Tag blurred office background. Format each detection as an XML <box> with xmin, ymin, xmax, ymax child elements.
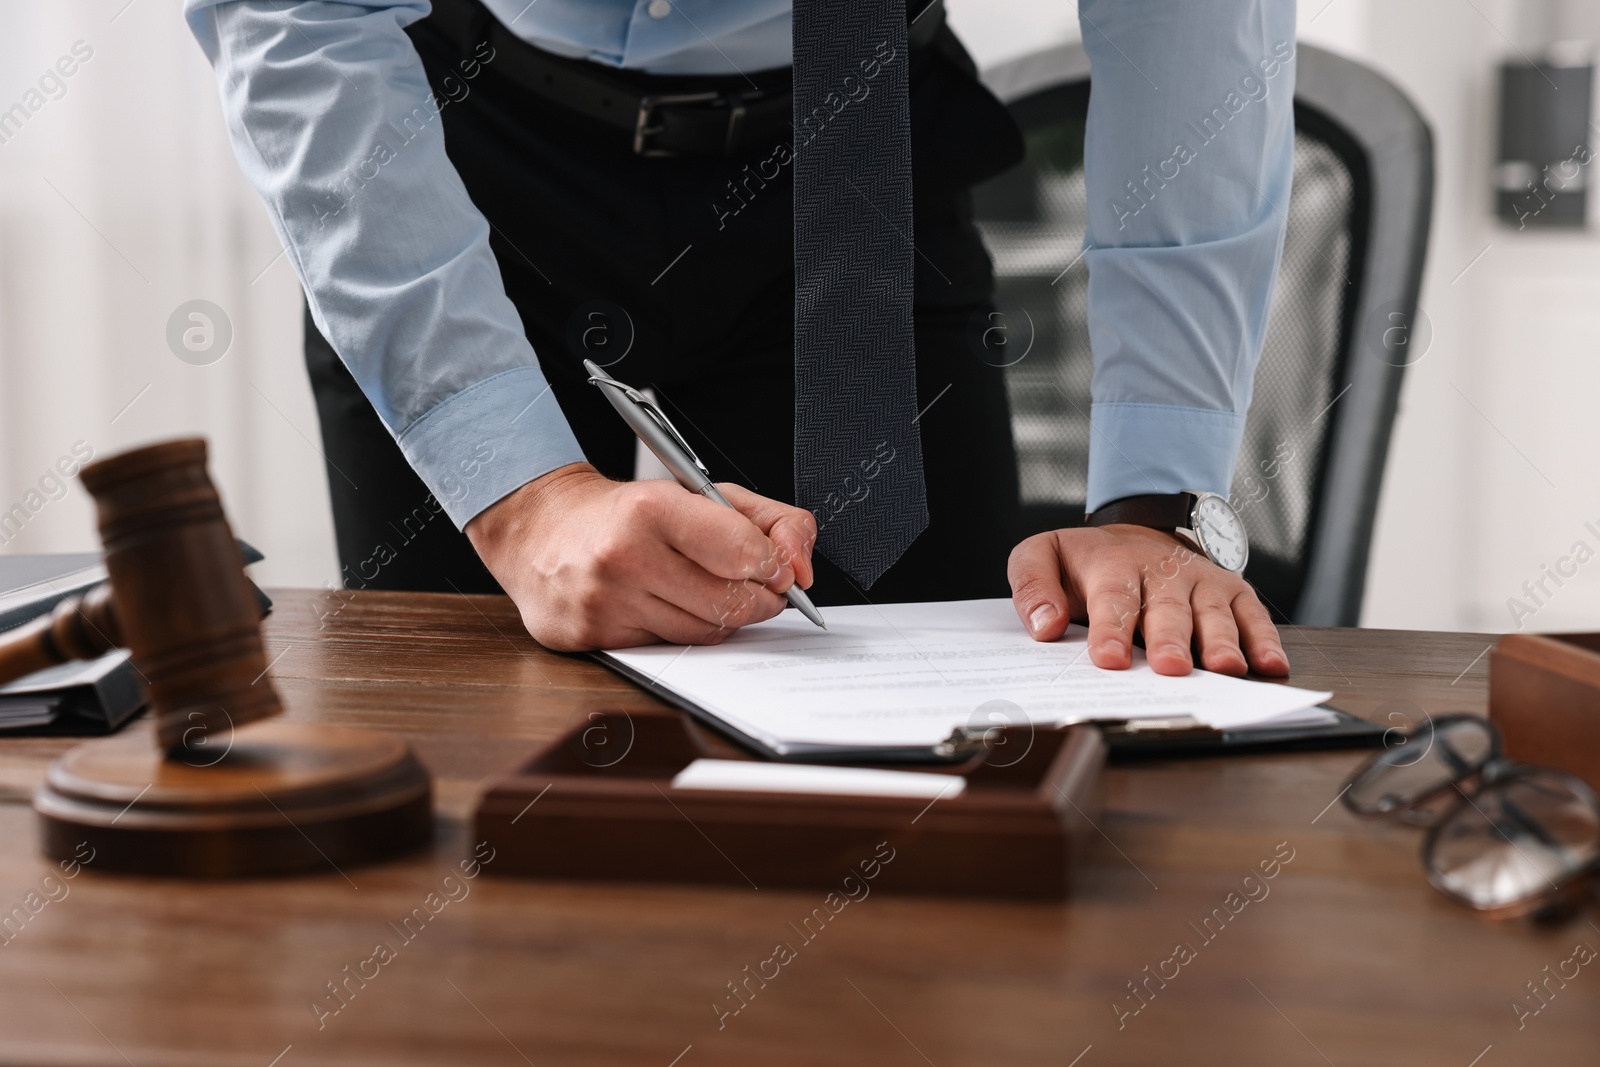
<box><xmin>1</xmin><ymin>0</ymin><xmax>1598</xmax><ymax>634</ymax></box>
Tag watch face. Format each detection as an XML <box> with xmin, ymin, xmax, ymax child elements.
<box><xmin>1191</xmin><ymin>493</ymin><xmax>1249</xmax><ymax>572</ymax></box>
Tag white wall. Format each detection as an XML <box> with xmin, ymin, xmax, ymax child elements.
<box><xmin>0</xmin><ymin>2</ymin><xmax>332</xmax><ymax>589</ymax></box>
<box><xmin>1303</xmin><ymin>0</ymin><xmax>1600</xmax><ymax>633</ymax></box>
<box><xmin>3</xmin><ymin>0</ymin><xmax>1598</xmax><ymax>635</ymax></box>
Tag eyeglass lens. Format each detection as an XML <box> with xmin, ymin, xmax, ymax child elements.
<box><xmin>1345</xmin><ymin>717</ymin><xmax>1496</xmax><ymax>817</ymax></box>
<box><xmin>1425</xmin><ymin>770</ymin><xmax>1600</xmax><ymax>911</ymax></box>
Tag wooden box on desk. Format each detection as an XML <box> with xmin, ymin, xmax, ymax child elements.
<box><xmin>1490</xmin><ymin>633</ymin><xmax>1600</xmax><ymax>793</ymax></box>
<box><xmin>473</xmin><ymin>709</ymin><xmax>1106</xmax><ymax>900</ymax></box>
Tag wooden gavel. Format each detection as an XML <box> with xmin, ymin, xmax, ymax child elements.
<box><xmin>0</xmin><ymin>438</ymin><xmax>280</xmax><ymax>754</ymax></box>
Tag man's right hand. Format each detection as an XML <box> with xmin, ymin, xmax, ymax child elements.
<box><xmin>465</xmin><ymin>463</ymin><xmax>817</xmax><ymax>651</ymax></box>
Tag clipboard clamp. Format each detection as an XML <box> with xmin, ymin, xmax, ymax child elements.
<box><xmin>936</xmin><ymin>716</ymin><xmax>1224</xmax><ymax>759</ymax></box>
<box><xmin>932</xmin><ymin>726</ymin><xmax>995</xmax><ymax>760</ymax></box>
<box><xmin>1097</xmin><ymin>716</ymin><xmax>1221</xmax><ymax>741</ymax></box>
<box><xmin>932</xmin><ymin>723</ymin><xmax>1048</xmax><ymax>761</ymax></box>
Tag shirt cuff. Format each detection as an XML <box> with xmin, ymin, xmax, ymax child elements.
<box><xmin>396</xmin><ymin>368</ymin><xmax>588</xmax><ymax>528</ymax></box>
<box><xmin>1086</xmin><ymin>402</ymin><xmax>1246</xmax><ymax>513</ymax></box>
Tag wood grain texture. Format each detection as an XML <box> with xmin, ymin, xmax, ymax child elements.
<box><xmin>1491</xmin><ymin>633</ymin><xmax>1600</xmax><ymax>795</ymax></box>
<box><xmin>0</xmin><ymin>592</ymin><xmax>1592</xmax><ymax>1066</ymax></box>
<box><xmin>476</xmin><ymin>713</ymin><xmax>1106</xmax><ymax>898</ymax></box>
<box><xmin>34</xmin><ymin>721</ymin><xmax>433</xmax><ymax>878</ymax></box>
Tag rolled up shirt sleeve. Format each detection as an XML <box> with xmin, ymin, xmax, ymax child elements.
<box><xmin>1076</xmin><ymin>0</ymin><xmax>1296</xmax><ymax>512</ymax></box>
<box><xmin>185</xmin><ymin>0</ymin><xmax>587</xmax><ymax>527</ymax></box>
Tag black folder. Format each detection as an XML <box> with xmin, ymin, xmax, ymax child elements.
<box><xmin>0</xmin><ymin>541</ymin><xmax>272</xmax><ymax>735</ymax></box>
<box><xmin>1099</xmin><ymin>706</ymin><xmax>1386</xmax><ymax>759</ymax></box>
<box><xmin>0</xmin><ymin>541</ymin><xmax>271</xmax><ymax>636</ymax></box>
<box><xmin>0</xmin><ymin>651</ymin><xmax>145</xmax><ymax>736</ymax></box>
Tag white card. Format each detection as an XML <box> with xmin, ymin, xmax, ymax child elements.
<box><xmin>671</xmin><ymin>759</ymin><xmax>966</xmax><ymax>800</ymax></box>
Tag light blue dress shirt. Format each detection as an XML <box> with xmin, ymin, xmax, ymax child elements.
<box><xmin>184</xmin><ymin>0</ymin><xmax>1294</xmax><ymax>527</ymax></box>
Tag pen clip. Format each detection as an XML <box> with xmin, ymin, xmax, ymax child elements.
<box><xmin>585</xmin><ymin>366</ymin><xmax>713</xmax><ymax>480</ymax></box>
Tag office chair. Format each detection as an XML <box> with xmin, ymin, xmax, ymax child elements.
<box><xmin>975</xmin><ymin>42</ymin><xmax>1433</xmax><ymax>626</ymax></box>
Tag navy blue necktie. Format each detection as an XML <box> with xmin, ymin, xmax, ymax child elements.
<box><xmin>792</xmin><ymin>0</ymin><xmax>928</xmax><ymax>590</ymax></box>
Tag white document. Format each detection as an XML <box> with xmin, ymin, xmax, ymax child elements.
<box><xmin>602</xmin><ymin>599</ymin><xmax>1333</xmax><ymax>755</ymax></box>
<box><xmin>672</xmin><ymin>759</ymin><xmax>966</xmax><ymax>799</ymax></box>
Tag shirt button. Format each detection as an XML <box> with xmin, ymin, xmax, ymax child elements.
<box><xmin>647</xmin><ymin>0</ymin><xmax>672</xmax><ymax>18</ymax></box>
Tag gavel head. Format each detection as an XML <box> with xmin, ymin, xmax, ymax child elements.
<box><xmin>78</xmin><ymin>438</ymin><xmax>280</xmax><ymax>756</ymax></box>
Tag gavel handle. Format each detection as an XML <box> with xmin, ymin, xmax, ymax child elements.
<box><xmin>0</xmin><ymin>584</ymin><xmax>122</xmax><ymax>687</ymax></box>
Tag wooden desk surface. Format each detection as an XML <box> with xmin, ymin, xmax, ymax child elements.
<box><xmin>0</xmin><ymin>591</ymin><xmax>1592</xmax><ymax>1066</ymax></box>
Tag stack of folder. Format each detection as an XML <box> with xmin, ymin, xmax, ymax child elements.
<box><xmin>0</xmin><ymin>543</ymin><xmax>269</xmax><ymax>736</ymax></box>
<box><xmin>0</xmin><ymin>551</ymin><xmax>141</xmax><ymax>735</ymax></box>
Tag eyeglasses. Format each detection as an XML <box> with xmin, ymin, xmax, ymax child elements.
<box><xmin>1341</xmin><ymin>714</ymin><xmax>1600</xmax><ymax>919</ymax></box>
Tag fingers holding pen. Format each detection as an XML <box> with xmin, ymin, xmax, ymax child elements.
<box><xmin>633</xmin><ymin>484</ymin><xmax>797</xmax><ymax>592</ymax></box>
<box><xmin>716</xmin><ymin>482</ymin><xmax>818</xmax><ymax>591</ymax></box>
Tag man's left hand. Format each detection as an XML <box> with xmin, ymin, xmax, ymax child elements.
<box><xmin>1006</xmin><ymin>524</ymin><xmax>1289</xmax><ymax>677</ymax></box>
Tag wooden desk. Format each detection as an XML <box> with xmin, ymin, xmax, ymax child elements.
<box><xmin>0</xmin><ymin>591</ymin><xmax>1593</xmax><ymax>1066</ymax></box>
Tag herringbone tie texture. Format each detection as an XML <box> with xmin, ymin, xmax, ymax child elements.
<box><xmin>792</xmin><ymin>0</ymin><xmax>928</xmax><ymax>590</ymax></box>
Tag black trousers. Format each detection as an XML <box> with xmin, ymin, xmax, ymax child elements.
<box><xmin>305</xmin><ymin>11</ymin><xmax>1025</xmax><ymax>606</ymax></box>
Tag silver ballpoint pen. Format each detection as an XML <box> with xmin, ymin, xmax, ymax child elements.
<box><xmin>583</xmin><ymin>359</ymin><xmax>828</xmax><ymax>630</ymax></box>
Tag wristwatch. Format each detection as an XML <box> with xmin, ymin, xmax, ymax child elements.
<box><xmin>1085</xmin><ymin>491</ymin><xmax>1249</xmax><ymax>573</ymax></box>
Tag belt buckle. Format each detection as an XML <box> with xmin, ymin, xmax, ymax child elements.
<box><xmin>633</xmin><ymin>90</ymin><xmax>754</xmax><ymax>158</ymax></box>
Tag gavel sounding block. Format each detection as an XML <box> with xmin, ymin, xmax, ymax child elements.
<box><xmin>474</xmin><ymin>709</ymin><xmax>1106</xmax><ymax>899</ymax></box>
<box><xmin>34</xmin><ymin>721</ymin><xmax>432</xmax><ymax>877</ymax></box>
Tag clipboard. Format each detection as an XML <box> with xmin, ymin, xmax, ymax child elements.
<box><xmin>590</xmin><ymin>651</ymin><xmax>1386</xmax><ymax>764</ymax></box>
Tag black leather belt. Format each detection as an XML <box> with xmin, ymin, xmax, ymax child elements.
<box><xmin>421</xmin><ymin>0</ymin><xmax>946</xmax><ymax>158</ymax></box>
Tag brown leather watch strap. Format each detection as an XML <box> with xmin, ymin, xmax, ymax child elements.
<box><xmin>1085</xmin><ymin>492</ymin><xmax>1197</xmax><ymax>531</ymax></box>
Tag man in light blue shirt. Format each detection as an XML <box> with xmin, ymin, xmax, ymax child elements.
<box><xmin>185</xmin><ymin>0</ymin><xmax>1295</xmax><ymax>678</ymax></box>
